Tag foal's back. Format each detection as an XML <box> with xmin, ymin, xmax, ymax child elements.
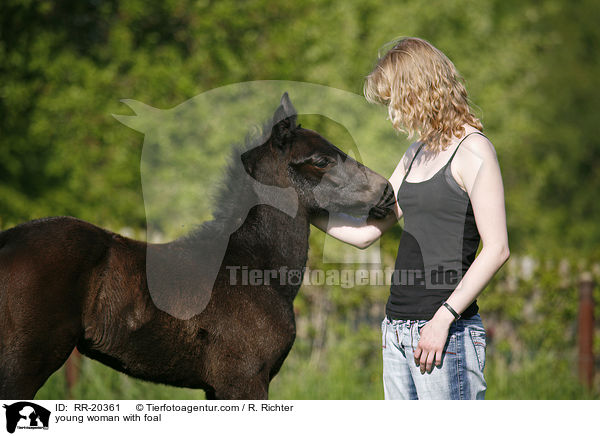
<box><xmin>0</xmin><ymin>217</ymin><xmax>133</xmax><ymax>397</ymax></box>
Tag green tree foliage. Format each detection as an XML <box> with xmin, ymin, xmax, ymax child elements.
<box><xmin>2</xmin><ymin>0</ymin><xmax>599</xmax><ymax>399</ymax></box>
<box><xmin>1</xmin><ymin>0</ymin><xmax>598</xmax><ymax>255</ymax></box>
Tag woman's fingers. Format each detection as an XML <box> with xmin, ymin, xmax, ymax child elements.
<box><xmin>419</xmin><ymin>348</ymin><xmax>436</xmax><ymax>373</ymax></box>
<box><xmin>414</xmin><ymin>345</ymin><xmax>423</xmax><ymax>366</ymax></box>
<box><xmin>425</xmin><ymin>351</ymin><xmax>436</xmax><ymax>373</ymax></box>
<box><xmin>435</xmin><ymin>350</ymin><xmax>443</xmax><ymax>367</ymax></box>
<box><xmin>416</xmin><ymin>345</ymin><xmax>443</xmax><ymax>373</ymax></box>
<box><xmin>414</xmin><ymin>323</ymin><xmax>448</xmax><ymax>373</ymax></box>
<box><xmin>419</xmin><ymin>350</ymin><xmax>428</xmax><ymax>374</ymax></box>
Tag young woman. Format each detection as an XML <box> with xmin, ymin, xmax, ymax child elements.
<box><xmin>311</xmin><ymin>37</ymin><xmax>509</xmax><ymax>399</ymax></box>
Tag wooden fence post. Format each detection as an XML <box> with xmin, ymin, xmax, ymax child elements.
<box><xmin>578</xmin><ymin>272</ymin><xmax>595</xmax><ymax>389</ymax></box>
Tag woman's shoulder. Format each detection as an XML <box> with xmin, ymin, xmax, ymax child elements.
<box><xmin>457</xmin><ymin>130</ymin><xmax>497</xmax><ymax>162</ymax></box>
<box><xmin>389</xmin><ymin>141</ymin><xmax>423</xmax><ymax>186</ymax></box>
<box><xmin>453</xmin><ymin>129</ymin><xmax>501</xmax><ymax>182</ymax></box>
<box><xmin>401</xmin><ymin>141</ymin><xmax>424</xmax><ymax>169</ymax></box>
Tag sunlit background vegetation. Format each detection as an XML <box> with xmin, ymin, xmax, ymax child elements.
<box><xmin>2</xmin><ymin>0</ymin><xmax>599</xmax><ymax>399</ymax></box>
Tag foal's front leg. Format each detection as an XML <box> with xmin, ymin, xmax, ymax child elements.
<box><xmin>203</xmin><ymin>367</ymin><xmax>270</xmax><ymax>400</ymax></box>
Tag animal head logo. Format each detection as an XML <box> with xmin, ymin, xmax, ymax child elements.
<box><xmin>113</xmin><ymin>81</ymin><xmax>394</xmax><ymax>320</ymax></box>
<box><xmin>3</xmin><ymin>402</ymin><xmax>50</xmax><ymax>434</ymax></box>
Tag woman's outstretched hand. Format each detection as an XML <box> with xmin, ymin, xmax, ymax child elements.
<box><xmin>413</xmin><ymin>307</ymin><xmax>455</xmax><ymax>373</ymax></box>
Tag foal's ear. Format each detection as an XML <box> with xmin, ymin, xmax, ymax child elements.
<box><xmin>271</xmin><ymin>92</ymin><xmax>298</xmax><ymax>152</ymax></box>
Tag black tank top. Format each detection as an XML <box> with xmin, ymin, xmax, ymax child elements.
<box><xmin>386</xmin><ymin>131</ymin><xmax>485</xmax><ymax>320</ymax></box>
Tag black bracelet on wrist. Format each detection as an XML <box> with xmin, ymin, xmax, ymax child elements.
<box><xmin>443</xmin><ymin>302</ymin><xmax>461</xmax><ymax>321</ymax></box>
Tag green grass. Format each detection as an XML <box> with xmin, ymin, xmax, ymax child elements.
<box><xmin>36</xmin><ymin>358</ymin><xmax>205</xmax><ymax>400</ymax></box>
<box><xmin>36</xmin><ymin>322</ymin><xmax>598</xmax><ymax>400</ymax></box>
<box><xmin>269</xmin><ymin>323</ymin><xmax>384</xmax><ymax>400</ymax></box>
<box><xmin>485</xmin><ymin>350</ymin><xmax>599</xmax><ymax>400</ymax></box>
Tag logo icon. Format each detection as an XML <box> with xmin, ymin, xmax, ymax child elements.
<box><xmin>3</xmin><ymin>402</ymin><xmax>50</xmax><ymax>434</ymax></box>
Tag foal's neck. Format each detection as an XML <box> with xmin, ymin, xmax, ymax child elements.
<box><xmin>227</xmin><ymin>203</ymin><xmax>311</xmax><ymax>302</ymax></box>
<box><xmin>235</xmin><ymin>204</ymin><xmax>310</xmax><ymax>265</ymax></box>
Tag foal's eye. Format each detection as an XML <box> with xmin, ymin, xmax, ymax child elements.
<box><xmin>313</xmin><ymin>158</ymin><xmax>330</xmax><ymax>169</ymax></box>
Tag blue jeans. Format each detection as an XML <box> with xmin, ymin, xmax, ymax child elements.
<box><xmin>381</xmin><ymin>313</ymin><xmax>487</xmax><ymax>400</ymax></box>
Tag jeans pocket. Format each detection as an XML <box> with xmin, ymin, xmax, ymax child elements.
<box><xmin>416</xmin><ymin>320</ymin><xmax>428</xmax><ymax>335</ymax></box>
<box><xmin>410</xmin><ymin>321</ymin><xmax>425</xmax><ymax>347</ymax></box>
<box><xmin>469</xmin><ymin>328</ymin><xmax>486</xmax><ymax>372</ymax></box>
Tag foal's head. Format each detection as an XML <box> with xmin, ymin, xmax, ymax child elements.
<box><xmin>241</xmin><ymin>93</ymin><xmax>395</xmax><ymax>220</ymax></box>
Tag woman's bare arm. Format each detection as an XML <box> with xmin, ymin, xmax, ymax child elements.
<box><xmin>310</xmin><ymin>211</ymin><xmax>398</xmax><ymax>249</ymax></box>
<box><xmin>442</xmin><ymin>135</ymin><xmax>510</xmax><ymax>314</ymax></box>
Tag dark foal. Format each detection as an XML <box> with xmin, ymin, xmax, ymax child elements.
<box><xmin>0</xmin><ymin>93</ymin><xmax>395</xmax><ymax>399</ymax></box>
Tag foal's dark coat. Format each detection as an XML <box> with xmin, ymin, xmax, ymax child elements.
<box><xmin>0</xmin><ymin>93</ymin><xmax>395</xmax><ymax>399</ymax></box>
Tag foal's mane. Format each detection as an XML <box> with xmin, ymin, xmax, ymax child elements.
<box><xmin>182</xmin><ymin>117</ymin><xmax>279</xmax><ymax>242</ymax></box>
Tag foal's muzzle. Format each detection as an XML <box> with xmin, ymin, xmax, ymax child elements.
<box><xmin>368</xmin><ymin>184</ymin><xmax>395</xmax><ymax>219</ymax></box>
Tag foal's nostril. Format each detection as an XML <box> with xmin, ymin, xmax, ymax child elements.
<box><xmin>379</xmin><ymin>184</ymin><xmax>393</xmax><ymax>203</ymax></box>
<box><xmin>367</xmin><ymin>183</ymin><xmax>395</xmax><ymax>219</ymax></box>
<box><xmin>378</xmin><ymin>184</ymin><xmax>396</xmax><ymax>209</ymax></box>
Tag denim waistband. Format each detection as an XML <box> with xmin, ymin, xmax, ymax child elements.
<box><xmin>384</xmin><ymin>317</ymin><xmax>423</xmax><ymax>327</ymax></box>
<box><xmin>384</xmin><ymin>313</ymin><xmax>482</xmax><ymax>327</ymax></box>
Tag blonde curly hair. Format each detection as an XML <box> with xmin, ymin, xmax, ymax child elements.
<box><xmin>363</xmin><ymin>37</ymin><xmax>483</xmax><ymax>151</ymax></box>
